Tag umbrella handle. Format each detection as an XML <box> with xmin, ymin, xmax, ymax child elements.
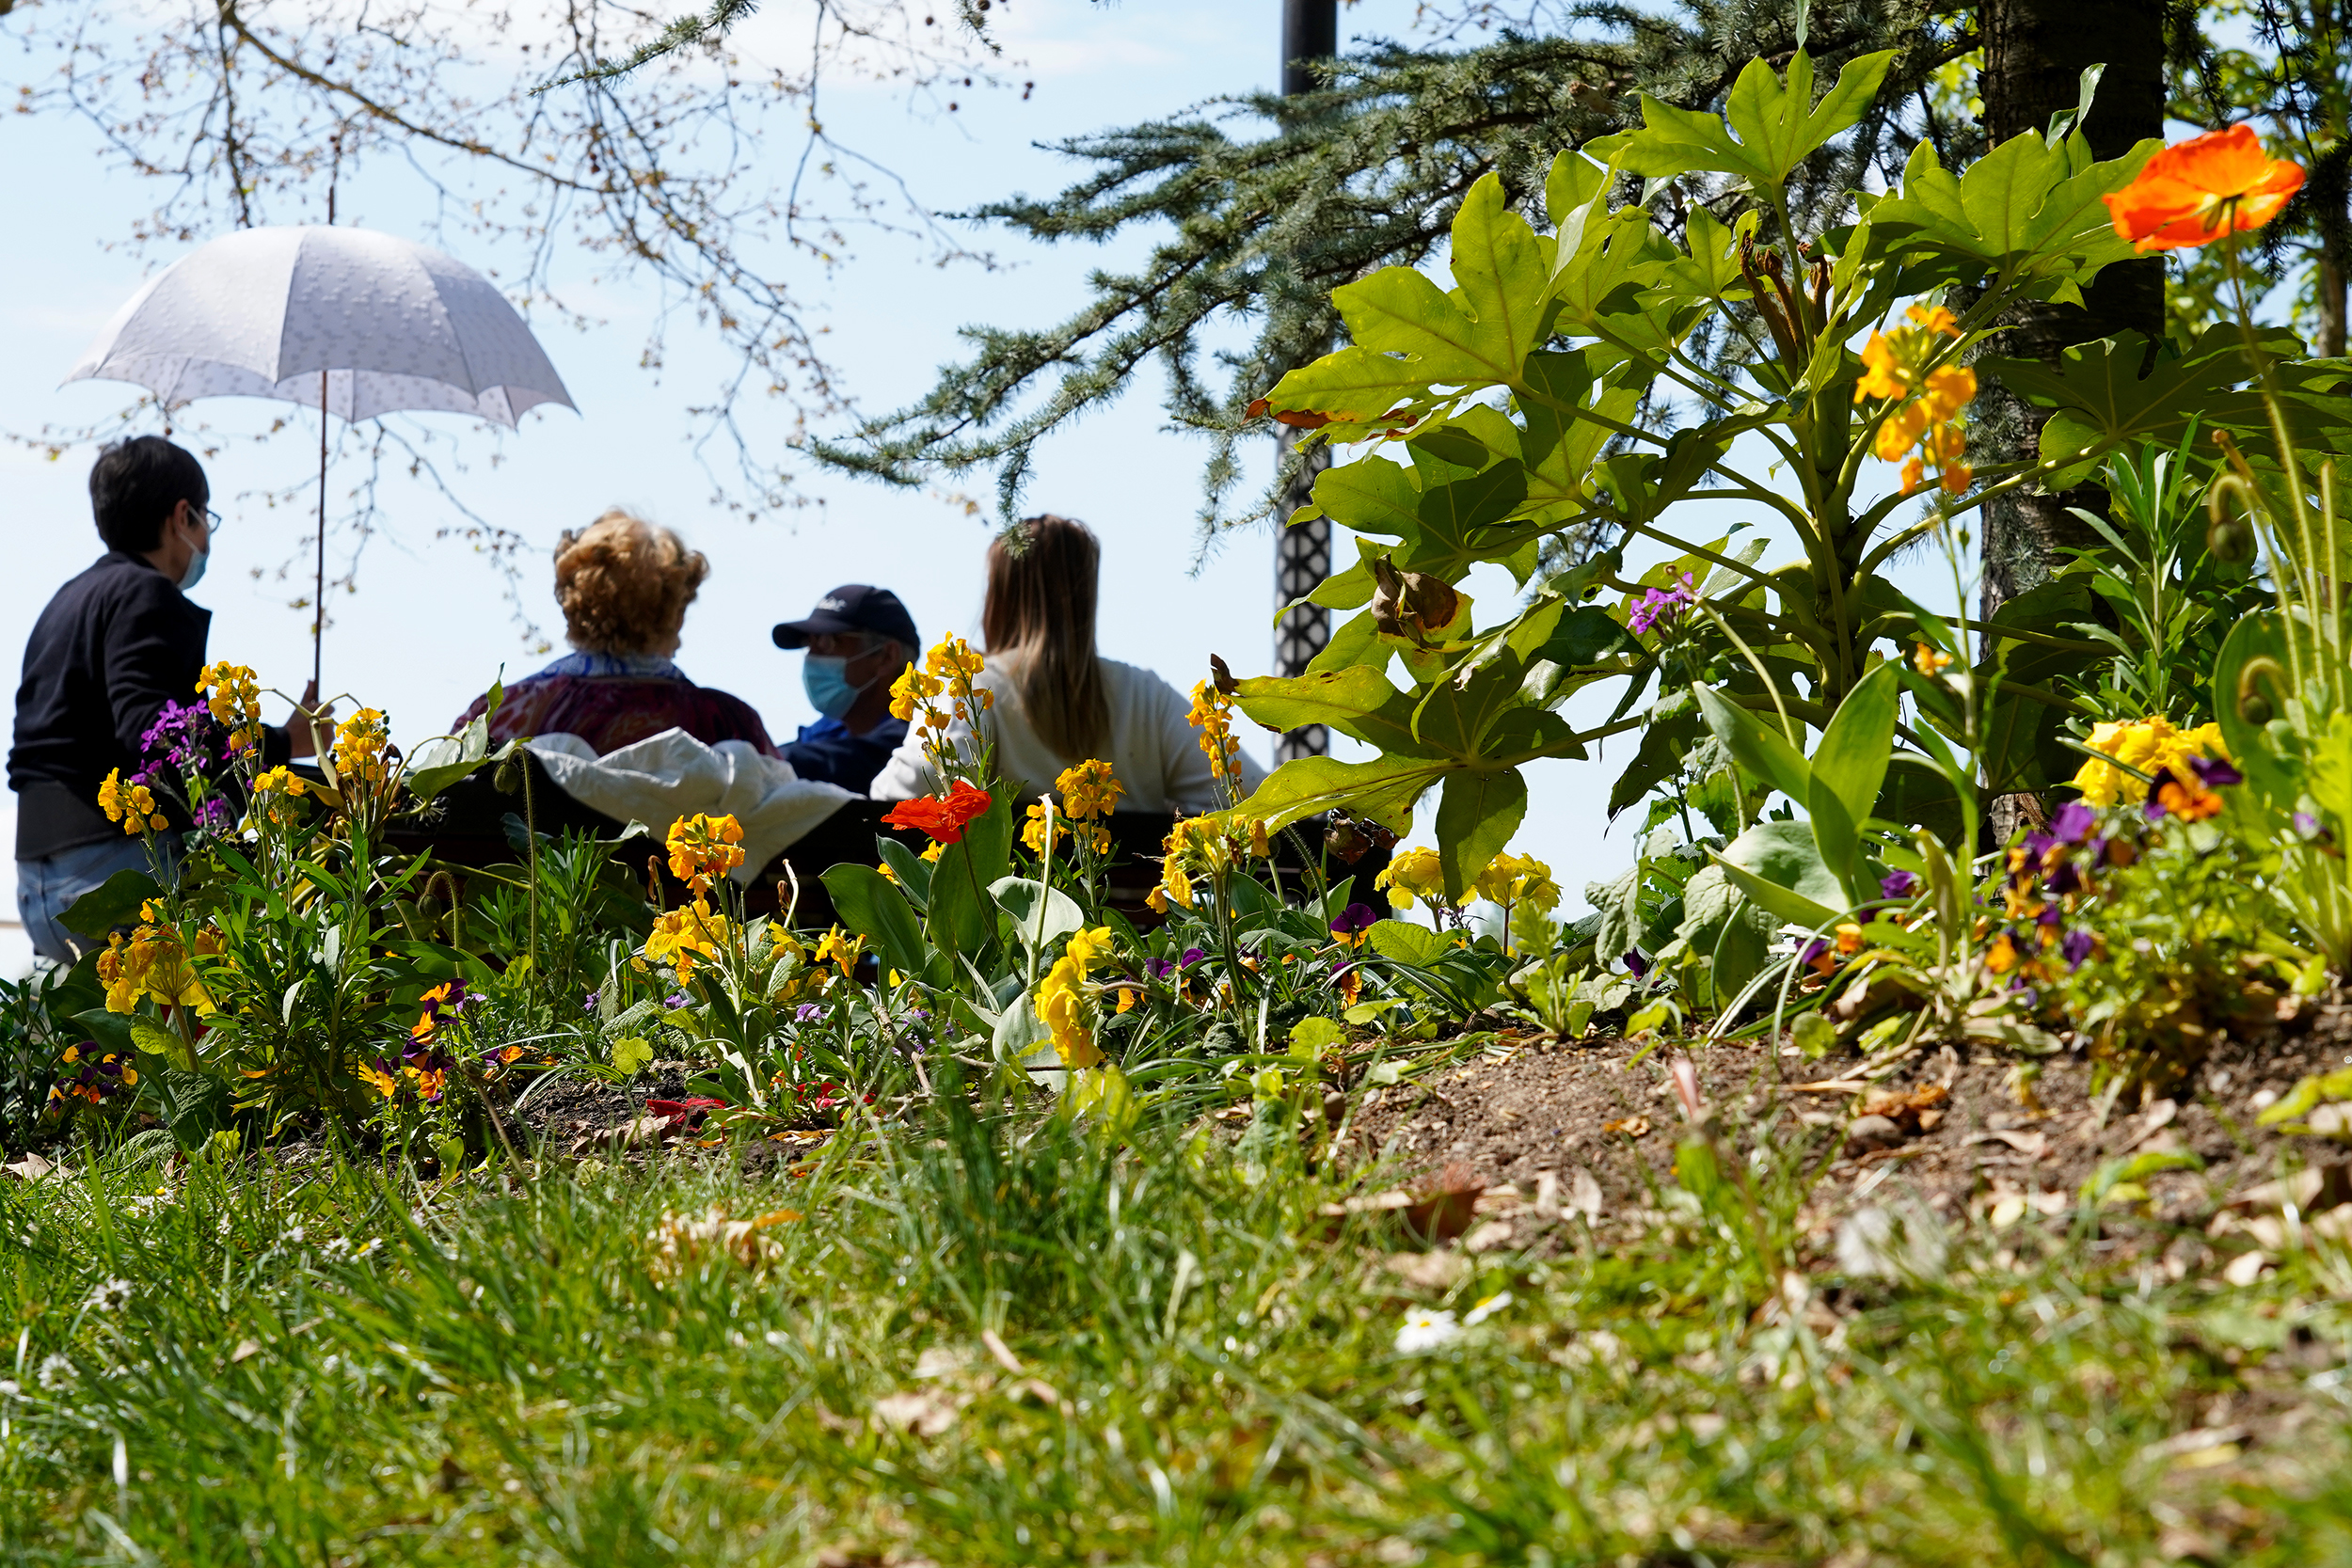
<box><xmin>313</xmin><ymin>370</ymin><xmax>327</xmax><ymax>706</ymax></box>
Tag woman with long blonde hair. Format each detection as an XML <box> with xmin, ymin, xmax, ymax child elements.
<box><xmin>869</xmin><ymin>515</ymin><xmax>1259</xmax><ymax>811</ymax></box>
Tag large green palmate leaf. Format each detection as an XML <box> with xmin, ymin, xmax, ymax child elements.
<box><xmin>1232</xmin><ymin>667</ymin><xmax>1424</xmax><ymax>753</ymax></box>
<box><xmin>1241</xmin><ymin>754</ymin><xmax>1454</xmax><ymax>835</ymax></box>
<box><xmin>1979</xmin><ymin>325</ymin><xmax>2280</xmax><ymax>486</ymax></box>
<box><xmin>1861</xmin><ymin>129</ymin><xmax>2154</xmax><ymax>304</ymax></box>
<box><xmin>1609</xmin><ymin>50</ymin><xmax>1895</xmax><ymax>192</ymax></box>
<box><xmin>1448</xmin><ymin>172</ymin><xmax>1553</xmax><ymax>372</ymax></box>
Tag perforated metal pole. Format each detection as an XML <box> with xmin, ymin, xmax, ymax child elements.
<box><xmin>1274</xmin><ymin>0</ymin><xmax>1338</xmax><ymax>766</ymax></box>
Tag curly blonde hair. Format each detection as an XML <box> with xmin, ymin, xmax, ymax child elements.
<box><xmin>554</xmin><ymin>509</ymin><xmax>709</xmax><ymax>656</ymax></box>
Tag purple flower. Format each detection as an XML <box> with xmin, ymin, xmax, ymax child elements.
<box><xmin>1879</xmin><ymin>870</ymin><xmax>1918</xmax><ymax>900</ymax></box>
<box><xmin>2021</xmin><ymin>830</ymin><xmax>2058</xmax><ymax>863</ymax></box>
<box><xmin>2141</xmin><ymin>769</ymin><xmax>2181</xmax><ymax>821</ymax></box>
<box><xmin>2046</xmin><ymin>860</ymin><xmax>2084</xmax><ymax>896</ymax></box>
<box><xmin>138</xmin><ymin>701</ymin><xmax>226</xmax><ymax>773</ymax></box>
<box><xmin>193</xmin><ymin>796</ymin><xmax>234</xmax><ymax>831</ymax></box>
<box><xmin>1182</xmin><ymin>947</ymin><xmax>1206</xmax><ymax>967</ymax></box>
<box><xmin>664</xmin><ymin>991</ymin><xmax>690</xmax><ymax>1009</ymax></box>
<box><xmin>1146</xmin><ymin>957</ymin><xmax>1173</xmax><ymax>979</ymax></box>
<box><xmin>2060</xmin><ymin>928</ymin><xmax>2094</xmax><ymax>969</ymax></box>
<box><xmin>1798</xmin><ymin>938</ymin><xmax>1830</xmax><ymax>972</ymax></box>
<box><xmin>2296</xmin><ymin>811</ymin><xmax>2323</xmax><ymax>836</ymax></box>
<box><xmin>1623</xmin><ymin>950</ymin><xmax>1649</xmax><ymax>978</ymax></box>
<box><xmin>1626</xmin><ymin>573</ymin><xmax>1697</xmax><ymax>636</ymax></box>
<box><xmin>1330</xmin><ymin>902</ymin><xmax>1379</xmax><ymax>936</ymax></box>
<box><xmin>2189</xmin><ymin>755</ymin><xmax>2242</xmax><ymax>787</ymax></box>
<box><xmin>2050</xmin><ymin>801</ymin><xmax>2098</xmax><ymax>845</ymax></box>
<box><xmin>793</xmin><ymin>1003</ymin><xmax>825</xmax><ymax>1022</ymax></box>
<box><xmin>2036</xmin><ymin>902</ymin><xmax>2062</xmax><ymax>927</ymax></box>
<box><xmin>581</xmin><ymin>990</ymin><xmax>602</xmax><ymax>1016</ymax></box>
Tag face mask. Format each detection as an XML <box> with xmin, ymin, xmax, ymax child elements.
<box><xmin>803</xmin><ymin>655</ymin><xmax>866</xmax><ymax>721</ymax></box>
<box><xmin>176</xmin><ymin>526</ymin><xmax>209</xmax><ymax>593</ymax></box>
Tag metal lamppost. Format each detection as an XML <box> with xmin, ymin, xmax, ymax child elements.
<box><xmin>1273</xmin><ymin>0</ymin><xmax>1338</xmax><ymax>765</ymax></box>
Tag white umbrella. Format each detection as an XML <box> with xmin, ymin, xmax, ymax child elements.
<box><xmin>65</xmin><ymin>225</ymin><xmax>577</xmax><ymax>690</ymax></box>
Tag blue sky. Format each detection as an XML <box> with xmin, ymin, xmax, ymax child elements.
<box><xmin>0</xmin><ymin>0</ymin><xmax>1957</xmax><ymax>972</ymax></box>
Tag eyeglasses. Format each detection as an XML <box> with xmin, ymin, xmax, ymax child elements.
<box><xmin>202</xmin><ymin>506</ymin><xmax>223</xmax><ymax>535</ymax></box>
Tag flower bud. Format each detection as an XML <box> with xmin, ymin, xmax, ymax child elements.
<box><xmin>2236</xmin><ymin>655</ymin><xmax>2283</xmax><ymax>726</ymax></box>
<box><xmin>2206</xmin><ymin>472</ymin><xmax>2260</xmax><ymax>563</ymax></box>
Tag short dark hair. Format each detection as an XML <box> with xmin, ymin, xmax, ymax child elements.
<box><xmin>89</xmin><ymin>436</ymin><xmax>208</xmax><ymax>555</ymax></box>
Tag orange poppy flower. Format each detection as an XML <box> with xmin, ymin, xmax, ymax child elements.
<box><xmin>882</xmin><ymin>779</ymin><xmax>994</xmax><ymax>846</ymax></box>
<box><xmin>2104</xmin><ymin>125</ymin><xmax>2304</xmax><ymax>253</ymax></box>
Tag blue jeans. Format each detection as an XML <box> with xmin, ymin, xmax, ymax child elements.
<box><xmin>16</xmin><ymin>834</ymin><xmax>179</xmax><ymax>966</ymax></box>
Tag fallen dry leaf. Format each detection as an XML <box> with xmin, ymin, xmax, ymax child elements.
<box><xmin>1462</xmin><ymin>1220</ymin><xmax>1516</xmax><ymax>1254</ymax></box>
<box><xmin>1381</xmin><ymin>1251</ymin><xmax>1469</xmax><ymax>1290</ymax></box>
<box><xmin>2222</xmin><ymin>1250</ymin><xmax>2269</xmax><ymax>1287</ymax></box>
<box><xmin>1568</xmin><ymin>1167</ymin><xmax>1605</xmax><ymax>1224</ymax></box>
<box><xmin>979</xmin><ymin>1329</ymin><xmax>1024</xmax><ymax>1376</ymax></box>
<box><xmin>1603</xmin><ymin>1116</ymin><xmax>1651</xmax><ymax>1139</ymax></box>
<box><xmin>3</xmin><ymin>1152</ymin><xmax>56</xmax><ymax>1181</ymax></box>
<box><xmin>870</xmin><ymin>1391</ymin><xmax>958</xmax><ymax>1438</ymax></box>
<box><xmin>230</xmin><ymin>1338</ymin><xmax>262</xmax><ymax>1364</ymax></box>
<box><xmin>1966</xmin><ymin>1129</ymin><xmax>2049</xmax><ymax>1158</ymax></box>
<box><xmin>2228</xmin><ymin>1163</ymin><xmax>2352</xmax><ymax>1213</ymax></box>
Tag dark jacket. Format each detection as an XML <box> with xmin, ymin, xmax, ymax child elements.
<box><xmin>783</xmin><ymin>715</ymin><xmax>908</xmax><ymax>795</ymax></box>
<box><xmin>453</xmin><ymin>673</ymin><xmax>779</xmax><ymax>759</ymax></box>
<box><xmin>8</xmin><ymin>552</ymin><xmax>281</xmax><ymax>859</ymax></box>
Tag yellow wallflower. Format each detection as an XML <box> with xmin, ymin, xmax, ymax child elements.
<box><xmin>1375</xmin><ymin>845</ymin><xmax>1447</xmax><ymax>911</ymax></box>
<box><xmin>1856</xmin><ymin>302</ymin><xmax>1975</xmax><ymax>495</ymax></box>
<box><xmin>813</xmin><ymin>927</ymin><xmax>864</xmax><ymax>977</ymax></box>
<box><xmin>645</xmin><ymin>899</ymin><xmax>729</xmax><ymax>982</ymax></box>
<box><xmin>1054</xmin><ymin>759</ymin><xmax>1123</xmax><ymax>820</ymax></box>
<box><xmin>1035</xmin><ymin>926</ymin><xmax>1113</xmax><ymax>1069</ymax></box>
<box><xmin>1471</xmin><ymin>851</ymin><xmax>1560</xmax><ymax>913</ymax></box>
<box><xmin>1912</xmin><ymin>642</ymin><xmax>1953</xmax><ymax>676</ymax></box>
<box><xmin>1187</xmin><ymin>681</ymin><xmax>1245</xmax><ymax>791</ymax></box>
<box><xmin>333</xmin><ymin>707</ymin><xmax>392</xmax><ymax>786</ymax></box>
<box><xmin>96</xmin><ymin>922</ymin><xmax>213</xmax><ymax>1015</ymax></box>
<box><xmin>2070</xmin><ymin>717</ymin><xmax>2229</xmax><ymax>806</ymax></box>
<box><xmin>666</xmin><ymin>813</ymin><xmax>746</xmax><ymax>893</ymax></box>
<box><xmin>96</xmin><ymin>768</ymin><xmax>166</xmax><ymax>834</ymax></box>
<box><xmin>197</xmin><ymin>661</ymin><xmax>264</xmax><ymax>753</ymax></box>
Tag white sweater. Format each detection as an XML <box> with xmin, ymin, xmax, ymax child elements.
<box><xmin>867</xmin><ymin>655</ymin><xmax>1266</xmax><ymax>813</ymax></box>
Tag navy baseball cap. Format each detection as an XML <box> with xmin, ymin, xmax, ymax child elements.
<box><xmin>771</xmin><ymin>584</ymin><xmax>920</xmax><ymax>652</ymax></box>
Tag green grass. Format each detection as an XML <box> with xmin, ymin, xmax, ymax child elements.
<box><xmin>3</xmin><ymin>1096</ymin><xmax>2349</xmax><ymax>1565</ymax></box>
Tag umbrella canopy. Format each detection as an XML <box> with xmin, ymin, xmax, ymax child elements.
<box><xmin>66</xmin><ymin>225</ymin><xmax>575</xmax><ymax>426</ymax></box>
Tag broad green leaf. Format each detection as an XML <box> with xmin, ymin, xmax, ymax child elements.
<box><xmin>1236</xmin><ymin>753</ymin><xmax>1448</xmax><ymax>834</ymax></box>
<box><xmin>1435</xmin><ymin>767</ymin><xmax>1528</xmax><ymax>902</ymax></box>
<box><xmin>1809</xmin><ymin>661</ymin><xmax>1900</xmax><ymax>832</ymax></box>
<box><xmin>1367</xmin><ymin>918</ymin><xmax>1453</xmax><ymax>969</ymax></box>
<box><xmin>1714</xmin><ymin>822</ymin><xmax>1847</xmax><ymax>928</ymax></box>
<box><xmin>1449</xmin><ymin>173</ymin><xmax>1551</xmax><ymax>371</ymax></box>
<box><xmin>925</xmin><ymin>798</ymin><xmax>1010</xmax><ymax>963</ymax></box>
<box><xmin>1313</xmin><ymin>454</ymin><xmax>1422</xmax><ymax>537</ymax></box>
<box><xmin>1616</xmin><ymin>50</ymin><xmax>1893</xmax><ymax>191</ymax></box>
<box><xmin>405</xmin><ymin>714</ymin><xmax>492</xmax><ymax>801</ymax></box>
<box><xmin>819</xmin><ymin>863</ymin><xmax>927</xmax><ymax>976</ymax></box>
<box><xmin>1584</xmin><ymin>863</ymin><xmax>1643</xmax><ymax>967</ymax></box>
<box><xmin>611</xmin><ymin>1037</ymin><xmax>654</xmax><ymax>1077</ymax></box>
<box><xmin>1982</xmin><ymin>326</ymin><xmax>2276</xmax><ymax>485</ymax></box>
<box><xmin>1232</xmin><ymin>667</ymin><xmax>1420</xmax><ymax>752</ymax></box>
<box><xmin>1538</xmin><ymin>605</ymin><xmax>1634</xmax><ymax>667</ymax></box>
<box><xmin>991</xmin><ymin>876</ymin><xmax>1086</xmax><ymax>958</ymax></box>
<box><xmin>1258</xmin><ymin>345</ymin><xmax>1431</xmax><ymax>423</ymax></box>
<box><xmin>875</xmin><ymin>837</ymin><xmax>935</xmax><ymax>909</ymax></box>
<box><xmin>1332</xmin><ymin>264</ymin><xmax>1514</xmax><ymax>388</ymax></box>
<box><xmin>61</xmin><ymin>868</ymin><xmax>164</xmax><ymax>939</ymax></box>
<box><xmin>1693</xmin><ymin>684</ymin><xmax>1810</xmax><ymax>805</ymax></box>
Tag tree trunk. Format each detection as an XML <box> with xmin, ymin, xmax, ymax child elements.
<box><xmin>1975</xmin><ymin>0</ymin><xmax>2168</xmax><ymax>839</ymax></box>
<box><xmin>1975</xmin><ymin>0</ymin><xmax>2168</xmax><ymax>619</ymax></box>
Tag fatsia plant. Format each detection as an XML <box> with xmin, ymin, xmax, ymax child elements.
<box><xmin>1227</xmin><ymin>51</ymin><xmax>2175</xmax><ymax>900</ymax></box>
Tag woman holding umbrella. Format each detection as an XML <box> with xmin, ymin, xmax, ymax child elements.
<box><xmin>8</xmin><ymin>436</ymin><xmax>320</xmax><ymax>965</ymax></box>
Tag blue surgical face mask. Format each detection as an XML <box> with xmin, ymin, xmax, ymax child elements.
<box><xmin>803</xmin><ymin>655</ymin><xmax>865</xmax><ymax>721</ymax></box>
<box><xmin>177</xmin><ymin>542</ymin><xmax>209</xmax><ymax>593</ymax></box>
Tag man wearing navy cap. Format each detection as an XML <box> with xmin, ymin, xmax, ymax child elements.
<box><xmin>771</xmin><ymin>584</ymin><xmax>918</xmax><ymax>794</ymax></box>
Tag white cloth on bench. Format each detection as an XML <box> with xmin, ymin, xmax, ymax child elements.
<box><xmin>527</xmin><ymin>729</ymin><xmax>856</xmax><ymax>887</ymax></box>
